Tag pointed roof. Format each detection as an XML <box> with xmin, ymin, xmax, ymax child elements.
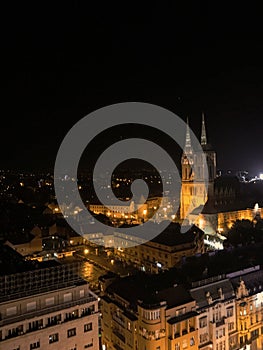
<box><xmin>184</xmin><ymin>117</ymin><xmax>193</xmax><ymax>154</ymax></box>
<box><xmin>201</xmin><ymin>112</ymin><xmax>207</xmax><ymax>146</ymax></box>
<box><xmin>201</xmin><ymin>112</ymin><xmax>214</xmax><ymax>151</ymax></box>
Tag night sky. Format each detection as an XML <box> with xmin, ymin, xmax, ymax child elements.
<box><xmin>2</xmin><ymin>3</ymin><xmax>263</xmax><ymax>174</ymax></box>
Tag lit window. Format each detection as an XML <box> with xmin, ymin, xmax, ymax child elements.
<box><xmin>49</xmin><ymin>333</ymin><xmax>59</xmax><ymax>343</ymax></box>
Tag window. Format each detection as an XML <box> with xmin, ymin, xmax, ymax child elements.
<box><xmin>45</xmin><ymin>297</ymin><xmax>55</xmax><ymax>306</ymax></box>
<box><xmin>6</xmin><ymin>306</ymin><xmax>17</xmax><ymax>316</ymax></box>
<box><xmin>84</xmin><ymin>323</ymin><xmax>92</xmax><ymax>332</ymax></box>
<box><xmin>80</xmin><ymin>289</ymin><xmax>85</xmax><ymax>298</ymax></box>
<box><xmin>199</xmin><ymin>316</ymin><xmax>207</xmax><ymax>328</ymax></box>
<box><xmin>190</xmin><ymin>337</ymin><xmax>195</xmax><ymax>346</ymax></box>
<box><xmin>226</xmin><ymin>307</ymin><xmax>233</xmax><ymax>317</ymax></box>
<box><xmin>64</xmin><ymin>292</ymin><xmax>72</xmax><ymax>302</ymax></box>
<box><xmin>49</xmin><ymin>333</ymin><xmax>59</xmax><ymax>343</ymax></box>
<box><xmin>200</xmin><ymin>333</ymin><xmax>208</xmax><ymax>343</ymax></box>
<box><xmin>30</xmin><ymin>341</ymin><xmax>40</xmax><ymax>349</ymax></box>
<box><xmin>27</xmin><ymin>302</ymin><xmax>36</xmax><ymax>312</ymax></box>
<box><xmin>216</xmin><ymin>328</ymin><xmax>225</xmax><ymax>339</ymax></box>
<box><xmin>84</xmin><ymin>340</ymin><xmax>93</xmax><ymax>348</ymax></box>
<box><xmin>67</xmin><ymin>328</ymin><xmax>76</xmax><ymax>338</ymax></box>
<box><xmin>176</xmin><ymin>308</ymin><xmax>186</xmax><ymax>317</ymax></box>
<box><xmin>228</xmin><ymin>322</ymin><xmax>234</xmax><ymax>331</ymax></box>
<box><xmin>47</xmin><ymin>314</ymin><xmax>61</xmax><ymax>326</ymax></box>
<box><xmin>143</xmin><ymin>309</ymin><xmax>160</xmax><ymax>320</ymax></box>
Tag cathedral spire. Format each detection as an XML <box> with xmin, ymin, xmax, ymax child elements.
<box><xmin>184</xmin><ymin>117</ymin><xmax>192</xmax><ymax>154</ymax></box>
<box><xmin>201</xmin><ymin>112</ymin><xmax>207</xmax><ymax>146</ymax></box>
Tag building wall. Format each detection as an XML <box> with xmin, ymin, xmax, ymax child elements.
<box><xmin>4</xmin><ymin>236</ymin><xmax>42</xmax><ymax>257</ymax></box>
<box><xmin>235</xmin><ymin>282</ymin><xmax>263</xmax><ymax>350</ymax></box>
<box><xmin>114</xmin><ymin>232</ymin><xmax>204</xmax><ymax>272</ymax></box>
<box><xmin>101</xmin><ymin>295</ymin><xmax>198</xmax><ymax>350</ymax></box>
<box><xmin>101</xmin><ymin>268</ymin><xmax>263</xmax><ymax>350</ymax></box>
<box><xmin>180</xmin><ymin>182</ymin><xmax>208</xmax><ymax>220</ymax></box>
<box><xmin>217</xmin><ymin>208</ymin><xmax>257</xmax><ymax>232</ymax></box>
<box><xmin>0</xmin><ymin>283</ymin><xmax>99</xmax><ymax>350</ymax></box>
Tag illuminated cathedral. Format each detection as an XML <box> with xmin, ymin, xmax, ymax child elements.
<box><xmin>180</xmin><ymin>114</ymin><xmax>261</xmax><ymax>235</ymax></box>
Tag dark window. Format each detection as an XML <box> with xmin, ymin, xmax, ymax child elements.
<box><xmin>84</xmin><ymin>323</ymin><xmax>92</xmax><ymax>332</ymax></box>
<box><xmin>67</xmin><ymin>328</ymin><xmax>76</xmax><ymax>338</ymax></box>
<box><xmin>30</xmin><ymin>343</ymin><xmax>40</xmax><ymax>350</ymax></box>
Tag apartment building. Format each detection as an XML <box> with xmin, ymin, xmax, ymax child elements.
<box><xmin>190</xmin><ymin>276</ymin><xmax>238</xmax><ymax>350</ymax></box>
<box><xmin>100</xmin><ymin>266</ymin><xmax>263</xmax><ymax>350</ymax></box>
<box><xmin>229</xmin><ymin>267</ymin><xmax>263</xmax><ymax>350</ymax></box>
<box><xmin>0</xmin><ymin>260</ymin><xmax>99</xmax><ymax>350</ymax></box>
<box><xmin>100</xmin><ymin>274</ymin><xmax>200</xmax><ymax>350</ymax></box>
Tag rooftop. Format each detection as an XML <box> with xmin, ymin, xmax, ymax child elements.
<box><xmin>107</xmin><ymin>271</ymin><xmax>192</xmax><ymax>310</ymax></box>
<box><xmin>150</xmin><ymin>223</ymin><xmax>202</xmax><ymax>246</ymax></box>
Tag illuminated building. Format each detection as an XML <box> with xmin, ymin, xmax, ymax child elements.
<box><xmin>180</xmin><ymin>114</ymin><xmax>216</xmax><ymax>221</ymax></box>
<box><xmin>100</xmin><ymin>265</ymin><xmax>263</xmax><ymax>350</ymax></box>
<box><xmin>113</xmin><ymin>223</ymin><xmax>204</xmax><ymax>272</ymax></box>
<box><xmin>100</xmin><ymin>275</ymin><xmax>199</xmax><ymax>350</ymax></box>
<box><xmin>230</xmin><ymin>266</ymin><xmax>263</xmax><ymax>349</ymax></box>
<box><xmin>180</xmin><ymin>113</ymin><xmax>261</xmax><ymax>235</ymax></box>
<box><xmin>88</xmin><ymin>201</ymin><xmax>147</xmax><ymax>223</ymax></box>
<box><xmin>0</xmin><ymin>259</ymin><xmax>99</xmax><ymax>350</ymax></box>
<box><xmin>190</xmin><ymin>276</ymin><xmax>238</xmax><ymax>350</ymax></box>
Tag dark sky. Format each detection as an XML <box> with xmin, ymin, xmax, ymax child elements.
<box><xmin>2</xmin><ymin>2</ymin><xmax>263</xmax><ymax>174</ymax></box>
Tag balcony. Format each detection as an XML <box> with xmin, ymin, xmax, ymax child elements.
<box><xmin>215</xmin><ymin>318</ymin><xmax>225</xmax><ymax>327</ymax></box>
<box><xmin>112</xmin><ymin>313</ymin><xmax>125</xmax><ymax>328</ymax></box>
<box><xmin>113</xmin><ymin>328</ymin><xmax>126</xmax><ymax>343</ymax></box>
<box><xmin>3</xmin><ymin>329</ymin><xmax>24</xmax><ymax>340</ymax></box>
<box><xmin>113</xmin><ymin>343</ymin><xmax>124</xmax><ymax>350</ymax></box>
<box><xmin>0</xmin><ymin>295</ymin><xmax>96</xmax><ymax>327</ymax></box>
<box><xmin>0</xmin><ymin>297</ymin><xmax>98</xmax><ymax>342</ymax></box>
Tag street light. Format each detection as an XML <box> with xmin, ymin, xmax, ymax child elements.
<box><xmin>84</xmin><ymin>249</ymin><xmax>89</xmax><ymax>255</ymax></box>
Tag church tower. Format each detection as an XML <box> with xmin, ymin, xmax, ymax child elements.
<box><xmin>180</xmin><ymin>114</ymin><xmax>216</xmax><ymax>220</ymax></box>
<box><xmin>200</xmin><ymin>112</ymin><xmax>216</xmax><ymax>192</ymax></box>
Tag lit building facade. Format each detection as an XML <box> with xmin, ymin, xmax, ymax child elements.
<box><xmin>101</xmin><ymin>280</ymin><xmax>199</xmax><ymax>350</ymax></box>
<box><xmin>180</xmin><ymin>114</ymin><xmax>260</xmax><ymax>235</ymax></box>
<box><xmin>230</xmin><ymin>267</ymin><xmax>263</xmax><ymax>349</ymax></box>
<box><xmin>180</xmin><ymin>114</ymin><xmax>216</xmax><ymax>221</ymax></box>
<box><xmin>113</xmin><ymin>223</ymin><xmax>205</xmax><ymax>272</ymax></box>
<box><xmin>190</xmin><ymin>276</ymin><xmax>238</xmax><ymax>350</ymax></box>
<box><xmin>0</xmin><ymin>263</ymin><xmax>99</xmax><ymax>350</ymax></box>
<box><xmin>89</xmin><ymin>201</ymin><xmax>147</xmax><ymax>223</ymax></box>
<box><xmin>100</xmin><ymin>265</ymin><xmax>263</xmax><ymax>350</ymax></box>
